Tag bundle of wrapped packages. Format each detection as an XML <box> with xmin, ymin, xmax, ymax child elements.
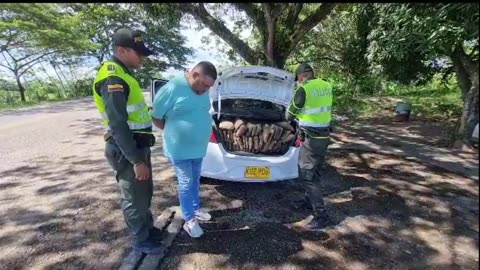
<box><xmin>217</xmin><ymin>119</ymin><xmax>296</xmax><ymax>154</ymax></box>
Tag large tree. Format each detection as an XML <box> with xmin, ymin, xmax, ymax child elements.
<box><xmin>0</xmin><ymin>3</ymin><xmax>94</xmax><ymax>101</ymax></box>
<box><xmin>145</xmin><ymin>3</ymin><xmax>336</xmax><ymax>69</ymax></box>
<box><xmin>367</xmin><ymin>3</ymin><xmax>479</xmax><ymax>142</ymax></box>
<box><xmin>288</xmin><ymin>5</ymin><xmax>372</xmax><ymax>78</ymax></box>
<box><xmin>72</xmin><ymin>3</ymin><xmax>192</xmax><ymax>82</ymax></box>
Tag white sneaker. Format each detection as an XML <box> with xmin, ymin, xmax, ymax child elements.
<box><xmin>183</xmin><ymin>219</ymin><xmax>204</xmax><ymax>238</ymax></box>
<box><xmin>194</xmin><ymin>208</ymin><xmax>212</xmax><ymax>221</ymax></box>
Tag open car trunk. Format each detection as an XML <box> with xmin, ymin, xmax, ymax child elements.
<box><xmin>210</xmin><ymin>66</ymin><xmax>298</xmax><ymax>156</ymax></box>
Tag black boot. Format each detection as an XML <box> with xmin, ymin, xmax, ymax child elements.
<box><xmin>149</xmin><ymin>226</ymin><xmax>163</xmax><ymax>242</ymax></box>
<box><xmin>292</xmin><ymin>196</ymin><xmax>313</xmax><ymax>210</ymax></box>
<box><xmin>132</xmin><ymin>237</ymin><xmax>163</xmax><ymax>255</ymax></box>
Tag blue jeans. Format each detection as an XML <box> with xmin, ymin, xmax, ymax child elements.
<box><xmin>169</xmin><ymin>158</ymin><xmax>203</xmax><ymax>221</ymax></box>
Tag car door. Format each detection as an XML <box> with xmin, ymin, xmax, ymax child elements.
<box><xmin>150</xmin><ymin>78</ymin><xmax>169</xmax><ymax>106</ymax></box>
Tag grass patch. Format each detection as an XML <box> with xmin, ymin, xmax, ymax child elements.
<box><xmin>334</xmin><ymin>74</ymin><xmax>463</xmax><ymax>123</ymax></box>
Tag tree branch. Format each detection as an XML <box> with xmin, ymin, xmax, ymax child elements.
<box><xmin>441</xmin><ymin>66</ymin><xmax>454</xmax><ymax>84</ymax></box>
<box><xmin>0</xmin><ymin>30</ymin><xmax>18</xmax><ymax>52</ymax></box>
<box><xmin>316</xmin><ymin>41</ymin><xmax>343</xmax><ymax>55</ymax></box>
<box><xmin>231</xmin><ymin>3</ymin><xmax>268</xmax><ymax>52</ymax></box>
<box><xmin>0</xmin><ymin>51</ymin><xmax>14</xmax><ymax>71</ymax></box>
<box><xmin>315</xmin><ymin>56</ymin><xmax>341</xmax><ymax>63</ymax></box>
<box><xmin>15</xmin><ymin>48</ymin><xmax>51</xmax><ymax>63</ymax></box>
<box><xmin>0</xmin><ymin>61</ymin><xmax>13</xmax><ymax>71</ymax></box>
<box><xmin>18</xmin><ymin>59</ymin><xmax>42</xmax><ymax>77</ymax></box>
<box><xmin>4</xmin><ymin>50</ymin><xmax>19</xmax><ymax>70</ymax></box>
<box><xmin>178</xmin><ymin>3</ymin><xmax>260</xmax><ymax>65</ymax></box>
<box><xmin>17</xmin><ymin>50</ymin><xmax>58</xmax><ymax>71</ymax></box>
<box><xmin>289</xmin><ymin>3</ymin><xmax>336</xmax><ymax>53</ymax></box>
<box><xmin>231</xmin><ymin>3</ymin><xmax>265</xmax><ymax>29</ymax></box>
<box><xmin>286</xmin><ymin>3</ymin><xmax>303</xmax><ymax>30</ymax></box>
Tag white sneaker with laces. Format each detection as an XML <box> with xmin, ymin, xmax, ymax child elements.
<box><xmin>194</xmin><ymin>208</ymin><xmax>212</xmax><ymax>221</ymax></box>
<box><xmin>183</xmin><ymin>219</ymin><xmax>204</xmax><ymax>238</ymax></box>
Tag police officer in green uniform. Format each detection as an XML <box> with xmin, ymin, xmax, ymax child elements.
<box><xmin>92</xmin><ymin>27</ymin><xmax>162</xmax><ymax>254</ymax></box>
<box><xmin>287</xmin><ymin>63</ymin><xmax>334</xmax><ymax>230</ymax></box>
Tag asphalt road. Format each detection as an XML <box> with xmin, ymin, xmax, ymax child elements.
<box><xmin>0</xmin><ymin>95</ymin><xmax>178</xmax><ymax>269</ymax></box>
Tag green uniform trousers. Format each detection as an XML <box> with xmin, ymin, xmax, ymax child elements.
<box><xmin>298</xmin><ymin>137</ymin><xmax>330</xmax><ymax>217</ymax></box>
<box><xmin>105</xmin><ymin>141</ymin><xmax>154</xmax><ymax>243</ymax></box>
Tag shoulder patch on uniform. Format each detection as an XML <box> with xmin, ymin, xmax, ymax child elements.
<box><xmin>107</xmin><ymin>64</ymin><xmax>116</xmax><ymax>74</ymax></box>
<box><xmin>107</xmin><ymin>84</ymin><xmax>124</xmax><ymax>92</ymax></box>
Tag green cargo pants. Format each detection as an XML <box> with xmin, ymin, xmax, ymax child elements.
<box><xmin>298</xmin><ymin>137</ymin><xmax>330</xmax><ymax>217</ymax></box>
<box><xmin>105</xmin><ymin>141</ymin><xmax>154</xmax><ymax>243</ymax></box>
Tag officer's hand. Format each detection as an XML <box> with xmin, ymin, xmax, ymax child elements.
<box><xmin>134</xmin><ymin>162</ymin><xmax>150</xmax><ymax>181</ymax></box>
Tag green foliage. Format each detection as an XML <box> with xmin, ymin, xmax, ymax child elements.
<box><xmin>69</xmin><ymin>77</ymin><xmax>94</xmax><ymax>98</ymax></box>
<box><xmin>1</xmin><ymin>3</ymin><xmax>191</xmax><ymax>103</ymax></box>
<box><xmin>0</xmin><ymin>3</ymin><xmax>96</xmax><ymax>55</ymax></box>
<box><xmin>0</xmin><ymin>3</ymin><xmax>98</xmax><ymax>102</ymax></box>
<box><xmin>288</xmin><ymin>4</ymin><xmax>376</xmax><ymax>93</ymax></box>
<box><xmin>0</xmin><ymin>79</ymin><xmax>16</xmax><ymax>92</ymax></box>
<box><xmin>333</xmin><ymin>72</ymin><xmax>463</xmax><ymax>121</ymax></box>
<box><xmin>0</xmin><ymin>79</ymin><xmax>18</xmax><ymax>106</ymax></box>
<box><xmin>366</xmin><ymin>3</ymin><xmax>479</xmax><ymax>84</ymax></box>
<box><xmin>73</xmin><ymin>3</ymin><xmax>192</xmax><ymax>73</ymax></box>
<box><xmin>0</xmin><ymin>77</ymin><xmax>94</xmax><ymax>109</ymax></box>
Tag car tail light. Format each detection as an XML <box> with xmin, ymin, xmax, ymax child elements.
<box><xmin>209</xmin><ymin>131</ymin><xmax>217</xmax><ymax>143</ymax></box>
<box><xmin>295</xmin><ymin>138</ymin><xmax>302</xmax><ymax>147</ymax></box>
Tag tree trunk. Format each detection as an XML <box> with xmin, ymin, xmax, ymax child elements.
<box><xmin>51</xmin><ymin>62</ymin><xmax>68</xmax><ymax>92</ymax></box>
<box><xmin>15</xmin><ymin>75</ymin><xmax>26</xmax><ymax>102</ymax></box>
<box><xmin>451</xmin><ymin>46</ymin><xmax>479</xmax><ymax>143</ymax></box>
<box><xmin>461</xmin><ymin>70</ymin><xmax>479</xmax><ymax>142</ymax></box>
<box><xmin>275</xmin><ymin>55</ymin><xmax>287</xmax><ymax>69</ymax></box>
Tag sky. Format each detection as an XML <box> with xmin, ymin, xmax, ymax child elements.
<box><xmin>162</xmin><ymin>22</ymin><xmax>223</xmax><ymax>78</ymax></box>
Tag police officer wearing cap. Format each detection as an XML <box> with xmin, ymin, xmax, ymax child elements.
<box><xmin>286</xmin><ymin>63</ymin><xmax>334</xmax><ymax>230</ymax></box>
<box><xmin>92</xmin><ymin>27</ymin><xmax>163</xmax><ymax>254</ymax></box>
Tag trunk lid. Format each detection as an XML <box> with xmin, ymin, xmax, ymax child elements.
<box><xmin>209</xmin><ymin>66</ymin><xmax>296</xmax><ymax>108</ymax></box>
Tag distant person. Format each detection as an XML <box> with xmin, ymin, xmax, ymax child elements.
<box><xmin>92</xmin><ymin>27</ymin><xmax>163</xmax><ymax>254</ymax></box>
<box><xmin>151</xmin><ymin>61</ymin><xmax>217</xmax><ymax>238</ymax></box>
<box><xmin>286</xmin><ymin>63</ymin><xmax>334</xmax><ymax>230</ymax></box>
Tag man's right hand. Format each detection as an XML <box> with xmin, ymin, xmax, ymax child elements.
<box><xmin>134</xmin><ymin>162</ymin><xmax>150</xmax><ymax>181</ymax></box>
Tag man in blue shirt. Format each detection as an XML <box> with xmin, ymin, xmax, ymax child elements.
<box><xmin>151</xmin><ymin>61</ymin><xmax>217</xmax><ymax>238</ymax></box>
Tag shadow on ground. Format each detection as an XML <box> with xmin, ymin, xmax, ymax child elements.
<box><xmin>160</xmin><ymin>150</ymin><xmax>479</xmax><ymax>270</ymax></box>
<box><xmin>0</xmin><ymin>117</ymin><xmax>176</xmax><ymax>270</ymax></box>
<box><xmin>0</xmin><ymin>114</ymin><xmax>478</xmax><ymax>269</ymax></box>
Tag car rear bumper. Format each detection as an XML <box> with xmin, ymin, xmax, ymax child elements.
<box><xmin>201</xmin><ymin>142</ymin><xmax>299</xmax><ymax>183</ymax></box>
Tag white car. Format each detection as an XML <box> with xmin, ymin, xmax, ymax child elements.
<box><xmin>150</xmin><ymin>66</ymin><xmax>300</xmax><ymax>183</ymax></box>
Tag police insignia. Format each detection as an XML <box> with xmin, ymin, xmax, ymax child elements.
<box><xmin>107</xmin><ymin>64</ymin><xmax>116</xmax><ymax>73</ymax></box>
<box><xmin>107</xmin><ymin>84</ymin><xmax>124</xmax><ymax>92</ymax></box>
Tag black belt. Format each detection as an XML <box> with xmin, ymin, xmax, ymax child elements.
<box><xmin>299</xmin><ymin>126</ymin><xmax>330</xmax><ymax>139</ymax></box>
<box><xmin>104</xmin><ymin>131</ymin><xmax>155</xmax><ymax>148</ymax></box>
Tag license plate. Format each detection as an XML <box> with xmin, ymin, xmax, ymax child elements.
<box><xmin>245</xmin><ymin>166</ymin><xmax>271</xmax><ymax>179</ymax></box>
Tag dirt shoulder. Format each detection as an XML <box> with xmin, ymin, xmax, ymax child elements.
<box><xmin>160</xmin><ymin>150</ymin><xmax>479</xmax><ymax>270</ymax></box>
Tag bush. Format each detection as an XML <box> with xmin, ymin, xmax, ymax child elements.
<box><xmin>27</xmin><ymin>89</ymin><xmax>48</xmax><ymax>102</ymax></box>
<box><xmin>26</xmin><ymin>82</ymin><xmax>61</xmax><ymax>102</ymax></box>
<box><xmin>67</xmin><ymin>77</ymin><xmax>94</xmax><ymax>98</ymax></box>
<box><xmin>330</xmin><ymin>71</ymin><xmax>463</xmax><ymax>122</ymax></box>
<box><xmin>0</xmin><ymin>79</ymin><xmax>20</xmax><ymax>105</ymax></box>
<box><xmin>0</xmin><ymin>90</ymin><xmax>19</xmax><ymax>105</ymax></box>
